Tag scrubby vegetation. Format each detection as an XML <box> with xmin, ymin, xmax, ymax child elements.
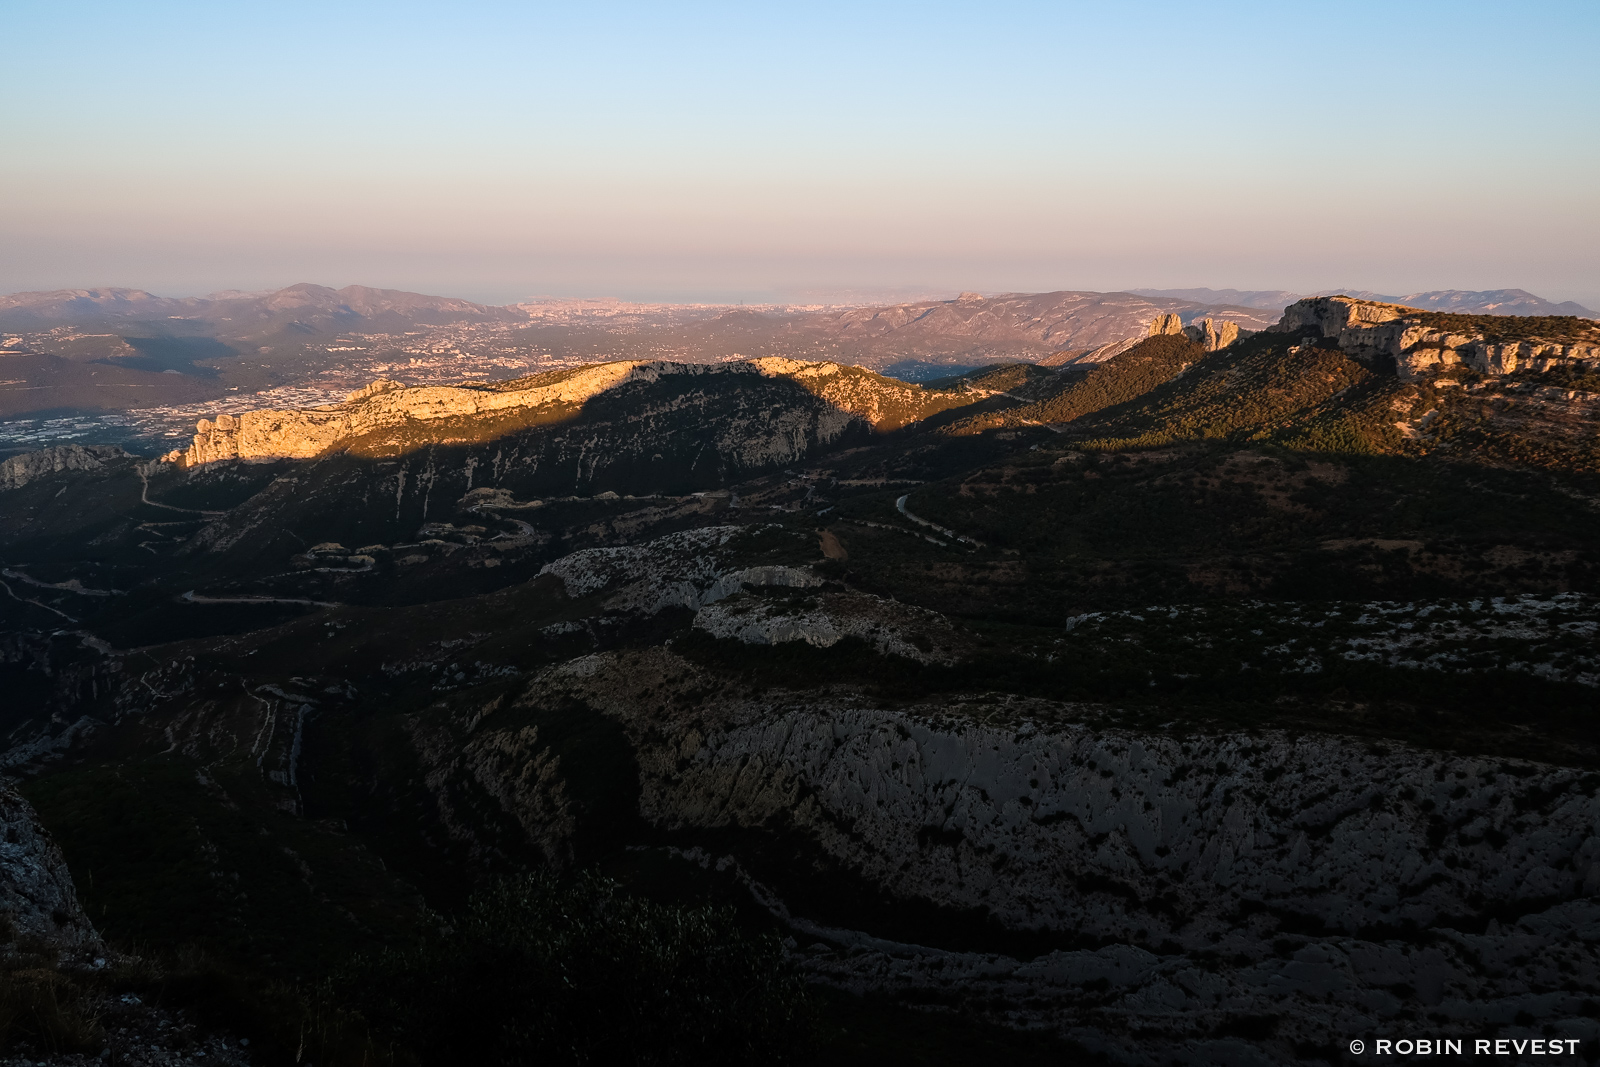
<box><xmin>0</xmin><ymin>951</ymin><xmax>103</xmax><ymax>1056</ymax></box>
<box><xmin>945</xmin><ymin>336</ymin><xmax>1203</xmax><ymax>434</ymax></box>
<box><xmin>337</xmin><ymin>871</ymin><xmax>815</xmax><ymax>1066</ymax></box>
<box><xmin>1066</xmin><ymin>335</ymin><xmax>1401</xmax><ymax>455</ymax></box>
<box><xmin>1409</xmin><ymin>311</ymin><xmax>1600</xmax><ymax>344</ymax></box>
<box><xmin>1539</xmin><ymin>361</ymin><xmax>1600</xmax><ymax>393</ymax></box>
<box><xmin>1030</xmin><ymin>335</ymin><xmax>1205</xmax><ymax>424</ymax></box>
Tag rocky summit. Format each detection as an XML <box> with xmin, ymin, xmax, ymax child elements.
<box><xmin>1277</xmin><ymin>296</ymin><xmax>1600</xmax><ymax>380</ymax></box>
<box><xmin>3</xmin><ymin>295</ymin><xmax>1600</xmax><ymax>1065</ymax></box>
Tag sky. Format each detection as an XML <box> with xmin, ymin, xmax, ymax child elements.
<box><xmin>2</xmin><ymin>0</ymin><xmax>1597</xmax><ymax>307</ymax></box>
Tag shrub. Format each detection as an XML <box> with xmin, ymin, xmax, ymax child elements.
<box><xmin>0</xmin><ymin>957</ymin><xmax>104</xmax><ymax>1056</ymax></box>
<box><xmin>335</xmin><ymin>870</ymin><xmax>815</xmax><ymax>1066</ymax></box>
<box><xmin>1408</xmin><ymin>312</ymin><xmax>1600</xmax><ymax>345</ymax></box>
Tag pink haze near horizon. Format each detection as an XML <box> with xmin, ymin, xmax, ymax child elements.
<box><xmin>2</xmin><ymin>1</ymin><xmax>1597</xmax><ymax>308</ymax></box>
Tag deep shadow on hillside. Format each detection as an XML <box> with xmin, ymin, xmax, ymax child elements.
<box><xmin>96</xmin><ymin>335</ymin><xmax>240</xmax><ymax>377</ymax></box>
<box><xmin>767</xmin><ymin>424</ymin><xmax>1593</xmax><ymax>632</ymax></box>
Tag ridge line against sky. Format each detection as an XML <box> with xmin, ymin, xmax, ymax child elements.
<box><xmin>2</xmin><ymin>0</ymin><xmax>1597</xmax><ymax>308</ymax></box>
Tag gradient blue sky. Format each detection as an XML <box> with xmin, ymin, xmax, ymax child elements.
<box><xmin>3</xmin><ymin>0</ymin><xmax>1597</xmax><ymax>305</ymax></box>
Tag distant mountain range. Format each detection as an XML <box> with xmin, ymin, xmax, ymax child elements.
<box><xmin>1130</xmin><ymin>287</ymin><xmax>1596</xmax><ymax>317</ymax></box>
<box><xmin>4</xmin><ymin>283</ymin><xmax>1590</xmax><ymax>339</ymax></box>
<box><xmin>2</xmin><ymin>282</ymin><xmax>1593</xmax><ymax>419</ymax></box>
<box><xmin>0</xmin><ymin>283</ymin><xmax>522</xmax><ymax>335</ymax></box>
<box><xmin>591</xmin><ymin>290</ymin><xmax>1286</xmax><ymax>378</ymax></box>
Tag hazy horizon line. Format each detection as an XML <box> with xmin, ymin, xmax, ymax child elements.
<box><xmin>6</xmin><ymin>279</ymin><xmax>1596</xmax><ymax>314</ymax></box>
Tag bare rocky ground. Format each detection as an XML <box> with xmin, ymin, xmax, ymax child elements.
<box><xmin>0</xmin><ymin>995</ymin><xmax>252</xmax><ymax>1067</ymax></box>
<box><xmin>457</xmin><ymin>641</ymin><xmax>1600</xmax><ymax>1063</ymax></box>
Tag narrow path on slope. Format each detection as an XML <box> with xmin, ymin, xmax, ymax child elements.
<box><xmin>2</xmin><ymin>567</ymin><xmax>124</xmax><ymax>596</ymax></box>
<box><xmin>896</xmin><ymin>494</ymin><xmax>986</xmax><ymax>548</ymax></box>
<box><xmin>0</xmin><ymin>577</ymin><xmax>78</xmax><ymax>622</ymax></box>
<box><xmin>181</xmin><ymin>590</ymin><xmax>339</xmax><ymax>608</ymax></box>
<box><xmin>139</xmin><ymin>470</ymin><xmax>226</xmax><ymax>516</ymax></box>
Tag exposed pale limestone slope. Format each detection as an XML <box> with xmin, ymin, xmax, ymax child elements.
<box><xmin>166</xmin><ymin>363</ymin><xmax>679</xmax><ymax>465</ymax></box>
<box><xmin>538</xmin><ymin>525</ymin><xmax>821</xmax><ymax>615</ymax></box>
<box><xmin>1</xmin><ymin>444</ymin><xmax>130</xmax><ymax>490</ymax></box>
<box><xmin>409</xmin><ymin>641</ymin><xmax>1600</xmax><ymax>949</ymax></box>
<box><xmin>398</xmin><ymin>645</ymin><xmax>1600</xmax><ymax>1056</ymax></box>
<box><xmin>1279</xmin><ymin>296</ymin><xmax>1600</xmax><ymax>380</ymax></box>
<box><xmin>693</xmin><ymin>589</ymin><xmax>966</xmax><ymax>665</ymax></box>
<box><xmin>163</xmin><ymin>358</ymin><xmax>979</xmax><ymax>467</ymax></box>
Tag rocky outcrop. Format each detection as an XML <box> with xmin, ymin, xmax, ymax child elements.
<box><xmin>1181</xmin><ymin>317</ymin><xmax>1248</xmax><ymax>352</ymax></box>
<box><xmin>1147</xmin><ymin>313</ymin><xmax>1185</xmax><ymax>337</ymax></box>
<box><xmin>531</xmin><ymin>526</ymin><xmax>967</xmax><ymax>661</ymax></box>
<box><xmin>539</xmin><ymin>525</ymin><xmax>822</xmax><ymax>615</ymax></box>
<box><xmin>164</xmin><ymin>362</ymin><xmax>681</xmax><ymax>465</ymax></box>
<box><xmin>693</xmin><ymin>589</ymin><xmax>966</xmax><ymax>664</ymax></box>
<box><xmin>161</xmin><ymin>359</ymin><xmax>977</xmax><ymax>468</ymax></box>
<box><xmin>1277</xmin><ymin>295</ymin><xmax>1413</xmax><ymax>337</ymax></box>
<box><xmin>1276</xmin><ymin>296</ymin><xmax>1600</xmax><ymax>381</ymax></box>
<box><xmin>0</xmin><ymin>444</ymin><xmax>128</xmax><ymax>490</ymax></box>
<box><xmin>553</xmin><ymin>651</ymin><xmax>1600</xmax><ymax>945</ymax></box>
<box><xmin>0</xmin><ymin>783</ymin><xmax>100</xmax><ymax>950</ymax></box>
<box><xmin>1147</xmin><ymin>314</ymin><xmax>1247</xmax><ymax>353</ymax></box>
<box><xmin>1052</xmin><ymin>315</ymin><xmax>1246</xmax><ymax>369</ymax></box>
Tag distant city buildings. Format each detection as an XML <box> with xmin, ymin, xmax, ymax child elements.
<box><xmin>0</xmin><ymin>317</ymin><xmax>754</xmax><ymax>455</ymax></box>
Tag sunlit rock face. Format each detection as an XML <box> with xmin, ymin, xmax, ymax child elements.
<box><xmin>1141</xmin><ymin>313</ymin><xmax>1248</xmax><ymax>353</ymax></box>
<box><xmin>161</xmin><ymin>358</ymin><xmax>982</xmax><ymax>468</ymax></box>
<box><xmin>1181</xmin><ymin>317</ymin><xmax>1245</xmax><ymax>352</ymax></box>
<box><xmin>1277</xmin><ymin>296</ymin><xmax>1600</xmax><ymax>381</ymax></box>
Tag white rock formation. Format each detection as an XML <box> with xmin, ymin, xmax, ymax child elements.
<box><xmin>538</xmin><ymin>525</ymin><xmax>821</xmax><ymax>615</ymax></box>
<box><xmin>1181</xmin><ymin>317</ymin><xmax>1249</xmax><ymax>352</ymax></box>
<box><xmin>1276</xmin><ymin>297</ymin><xmax>1600</xmax><ymax>381</ymax></box>
<box><xmin>693</xmin><ymin>589</ymin><xmax>965</xmax><ymax>664</ymax></box>
<box><xmin>160</xmin><ymin>358</ymin><xmax>970</xmax><ymax>468</ymax></box>
<box><xmin>1</xmin><ymin>444</ymin><xmax>128</xmax><ymax>491</ymax></box>
<box><xmin>1147</xmin><ymin>312</ymin><xmax>1185</xmax><ymax>337</ymax></box>
<box><xmin>409</xmin><ymin>646</ymin><xmax>1600</xmax><ymax>1055</ymax></box>
<box><xmin>483</xmin><ymin>646</ymin><xmax>1600</xmax><ymax>950</ymax></box>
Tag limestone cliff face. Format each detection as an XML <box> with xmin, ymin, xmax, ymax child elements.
<box><xmin>0</xmin><ymin>784</ymin><xmax>101</xmax><ymax>950</ymax></box>
<box><xmin>401</xmin><ymin>647</ymin><xmax>1600</xmax><ymax>1055</ymax></box>
<box><xmin>161</xmin><ymin>358</ymin><xmax>976</xmax><ymax>468</ymax></box>
<box><xmin>0</xmin><ymin>445</ymin><xmax>128</xmax><ymax>490</ymax></box>
<box><xmin>164</xmin><ymin>362</ymin><xmax>680</xmax><ymax>466</ymax></box>
<box><xmin>1181</xmin><ymin>317</ymin><xmax>1247</xmax><ymax>352</ymax></box>
<box><xmin>1145</xmin><ymin>314</ymin><xmax>1247</xmax><ymax>353</ymax></box>
<box><xmin>1147</xmin><ymin>313</ymin><xmax>1185</xmax><ymax>337</ymax></box>
<box><xmin>1277</xmin><ymin>296</ymin><xmax>1600</xmax><ymax>381</ymax></box>
<box><xmin>511</xmin><ymin>648</ymin><xmax>1600</xmax><ymax>944</ymax></box>
<box><xmin>743</xmin><ymin>357</ymin><xmax>969</xmax><ymax>431</ymax></box>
